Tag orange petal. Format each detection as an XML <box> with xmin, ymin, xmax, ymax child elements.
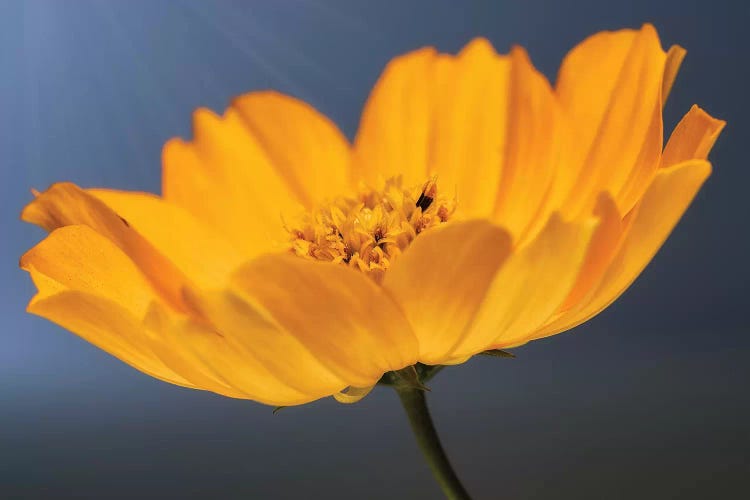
<box><xmin>191</xmin><ymin>254</ymin><xmax>419</xmax><ymax>393</ymax></box>
<box><xmin>555</xmin><ymin>28</ymin><xmax>637</xmax><ymax>185</ymax></box>
<box><xmin>230</xmin><ymin>255</ymin><xmax>419</xmax><ymax>384</ymax></box>
<box><xmin>353</xmin><ymin>39</ymin><xmax>560</xmax><ymax>229</ymax></box>
<box><xmin>556</xmin><ymin>24</ymin><xmax>667</xmax><ymax>215</ymax></box>
<box><xmin>492</xmin><ymin>46</ymin><xmax>562</xmax><ymax>240</ymax></box>
<box><xmin>162</xmin><ymin>108</ymin><xmax>302</xmax><ymax>258</ymax></box>
<box><xmin>352</xmin><ymin>47</ymin><xmax>436</xmax><ymax>189</ymax></box>
<box><xmin>22</xmin><ymin>183</ymin><xmax>190</xmax><ymax>312</ymax></box>
<box><xmin>383</xmin><ymin>220</ymin><xmax>513</xmax><ymax>363</ymax></box>
<box><xmin>334</xmin><ymin>385</ymin><xmax>375</xmax><ymax>404</ymax></box>
<box><xmin>662</xmin><ymin>105</ymin><xmax>726</xmax><ymax>167</ymax></box>
<box><xmin>449</xmin><ymin>214</ymin><xmax>597</xmax><ymax>358</ymax></box>
<box><xmin>231</xmin><ymin>91</ymin><xmax>353</xmax><ymax>206</ymax></box>
<box><xmin>534</xmin><ymin>159</ymin><xmax>712</xmax><ymax>339</ymax></box>
<box><xmin>21</xmin><ymin>222</ymin><xmax>278</xmax><ymax>400</ymax></box>
<box><xmin>144</xmin><ymin>301</ymin><xmax>316</xmax><ymax>405</ymax></box>
<box><xmin>558</xmin><ymin>193</ymin><xmax>624</xmax><ymax>311</ymax></box>
<box><xmin>184</xmin><ymin>287</ymin><xmax>347</xmax><ymax>402</ymax></box>
<box><xmin>89</xmin><ymin>189</ymin><xmax>244</xmax><ymax>289</ymax></box>
<box><xmin>21</xmin><ymin>225</ymin><xmax>194</xmax><ymax>387</ymax></box>
<box><xmin>662</xmin><ymin>45</ymin><xmax>687</xmax><ymax>105</ymax></box>
<box><xmin>426</xmin><ymin>39</ymin><xmax>512</xmax><ymax>217</ymax></box>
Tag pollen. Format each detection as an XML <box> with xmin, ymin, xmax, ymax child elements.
<box><xmin>287</xmin><ymin>177</ymin><xmax>456</xmax><ymax>283</ymax></box>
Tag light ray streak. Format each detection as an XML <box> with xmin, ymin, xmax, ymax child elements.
<box><xmin>92</xmin><ymin>0</ymin><xmax>183</xmax><ymax>135</ymax></box>
<box><xmin>220</xmin><ymin>1</ymin><xmax>339</xmax><ymax>89</ymax></box>
<box><xmin>22</xmin><ymin>1</ymin><xmax>43</xmax><ymax>181</ymax></box>
<box><xmin>287</xmin><ymin>0</ymin><xmax>382</xmax><ymax>41</ymax></box>
<box><xmin>180</xmin><ymin>1</ymin><xmax>308</xmax><ymax>100</ymax></box>
<box><xmin>54</xmin><ymin>0</ymin><xmax>158</xmax><ymax>184</ymax></box>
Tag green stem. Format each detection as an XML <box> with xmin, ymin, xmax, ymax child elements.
<box><xmin>396</xmin><ymin>386</ymin><xmax>471</xmax><ymax>500</ymax></box>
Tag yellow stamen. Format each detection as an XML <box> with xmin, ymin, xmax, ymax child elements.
<box><xmin>287</xmin><ymin>177</ymin><xmax>456</xmax><ymax>283</ymax></box>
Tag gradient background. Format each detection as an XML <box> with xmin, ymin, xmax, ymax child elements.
<box><xmin>1</xmin><ymin>1</ymin><xmax>748</xmax><ymax>498</ymax></box>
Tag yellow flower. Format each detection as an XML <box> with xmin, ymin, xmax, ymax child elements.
<box><xmin>21</xmin><ymin>25</ymin><xmax>723</xmax><ymax>407</ymax></box>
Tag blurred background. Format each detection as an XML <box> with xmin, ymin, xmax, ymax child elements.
<box><xmin>1</xmin><ymin>1</ymin><xmax>748</xmax><ymax>498</ymax></box>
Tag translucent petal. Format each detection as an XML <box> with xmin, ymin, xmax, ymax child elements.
<box><xmin>384</xmin><ymin>216</ymin><xmax>596</xmax><ymax>363</ymax></box>
<box><xmin>556</xmin><ymin>24</ymin><xmax>668</xmax><ymax>215</ymax></box>
<box><xmin>662</xmin><ymin>105</ymin><xmax>726</xmax><ymax>167</ymax></box>
<box><xmin>190</xmin><ymin>254</ymin><xmax>419</xmax><ymax>392</ymax></box>
<box><xmin>352</xmin><ymin>47</ymin><xmax>436</xmax><ymax>188</ymax></box>
<box><xmin>90</xmin><ymin>190</ymin><xmax>244</xmax><ymax>288</ymax></box>
<box><xmin>334</xmin><ymin>386</ymin><xmax>375</xmax><ymax>404</ymax></box>
<box><xmin>383</xmin><ymin>220</ymin><xmax>512</xmax><ymax>362</ymax></box>
<box><xmin>21</xmin><ymin>225</ymin><xmax>194</xmax><ymax>387</ymax></box>
<box><xmin>450</xmin><ymin>214</ymin><xmax>597</xmax><ymax>357</ymax></box>
<box><xmin>162</xmin><ymin>108</ymin><xmax>302</xmax><ymax>258</ymax></box>
<box><xmin>534</xmin><ymin>160</ymin><xmax>712</xmax><ymax>339</ymax></box>
<box><xmin>352</xmin><ymin>39</ymin><xmax>560</xmax><ymax>232</ymax></box>
<box><xmin>22</xmin><ymin>183</ymin><xmax>190</xmax><ymax>311</ymax></box>
<box><xmin>231</xmin><ymin>91</ymin><xmax>352</xmax><ymax>206</ymax></box>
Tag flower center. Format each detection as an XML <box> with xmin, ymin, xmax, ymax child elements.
<box><xmin>286</xmin><ymin>177</ymin><xmax>456</xmax><ymax>283</ymax></box>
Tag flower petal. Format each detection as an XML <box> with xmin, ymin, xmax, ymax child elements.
<box><xmin>352</xmin><ymin>47</ymin><xmax>436</xmax><ymax>189</ymax></box>
<box><xmin>534</xmin><ymin>159</ymin><xmax>712</xmax><ymax>339</ymax></box>
<box><xmin>555</xmin><ymin>28</ymin><xmax>637</xmax><ymax>185</ymax></box>
<box><xmin>661</xmin><ymin>45</ymin><xmax>686</xmax><ymax>104</ymax></box>
<box><xmin>556</xmin><ymin>24</ymin><xmax>667</xmax><ymax>215</ymax></box>
<box><xmin>231</xmin><ymin>255</ymin><xmax>419</xmax><ymax>383</ymax></box>
<box><xmin>22</xmin><ymin>183</ymin><xmax>190</xmax><ymax>311</ymax></box>
<box><xmin>231</xmin><ymin>91</ymin><xmax>353</xmax><ymax>206</ymax></box>
<box><xmin>89</xmin><ymin>190</ymin><xmax>245</xmax><ymax>288</ymax></box>
<box><xmin>21</xmin><ymin>225</ymin><xmax>194</xmax><ymax>387</ymax></box>
<box><xmin>334</xmin><ymin>385</ymin><xmax>375</xmax><ymax>404</ymax></box>
<box><xmin>536</xmin><ymin>109</ymin><xmax>724</xmax><ymax>336</ymax></box>
<box><xmin>352</xmin><ymin>39</ymin><xmax>560</xmax><ymax>229</ymax></box>
<box><xmin>558</xmin><ymin>193</ymin><xmax>625</xmax><ymax>311</ymax></box>
<box><xmin>426</xmin><ymin>39</ymin><xmax>512</xmax><ymax>217</ymax></box>
<box><xmin>491</xmin><ymin>46</ymin><xmax>562</xmax><ymax>240</ymax></box>
<box><xmin>22</xmin><ymin>219</ymin><xmax>287</xmax><ymax>400</ymax></box>
<box><xmin>183</xmin><ymin>287</ymin><xmax>347</xmax><ymax>402</ymax></box>
<box><xmin>190</xmin><ymin>254</ymin><xmax>419</xmax><ymax>395</ymax></box>
<box><xmin>143</xmin><ymin>302</ymin><xmax>316</xmax><ymax>405</ymax></box>
<box><xmin>449</xmin><ymin>214</ymin><xmax>598</xmax><ymax>358</ymax></box>
<box><xmin>22</xmin><ymin>202</ymin><xmax>335</xmax><ymax>405</ymax></box>
<box><xmin>661</xmin><ymin>105</ymin><xmax>726</xmax><ymax>167</ymax></box>
<box><xmin>162</xmin><ymin>108</ymin><xmax>302</xmax><ymax>258</ymax></box>
<box><xmin>382</xmin><ymin>220</ymin><xmax>513</xmax><ymax>363</ymax></box>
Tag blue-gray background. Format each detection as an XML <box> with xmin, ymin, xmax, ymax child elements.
<box><xmin>1</xmin><ymin>1</ymin><xmax>748</xmax><ymax>498</ymax></box>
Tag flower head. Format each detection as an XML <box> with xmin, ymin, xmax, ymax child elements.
<box><xmin>21</xmin><ymin>24</ymin><xmax>724</xmax><ymax>406</ymax></box>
